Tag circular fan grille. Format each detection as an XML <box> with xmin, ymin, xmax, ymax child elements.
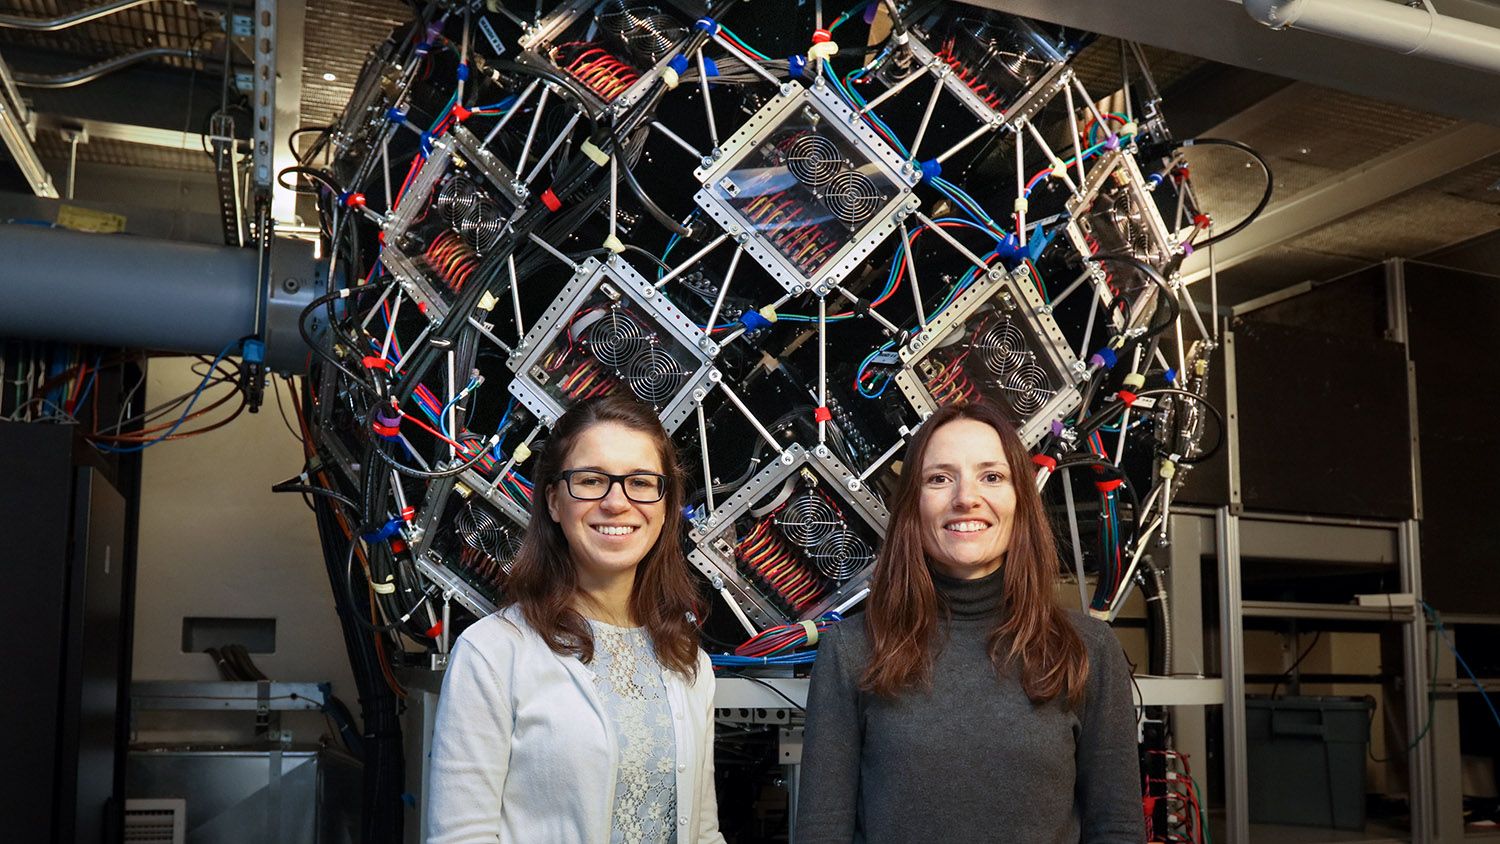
<box><xmin>597</xmin><ymin>0</ymin><xmax>660</xmax><ymax>34</ymax></box>
<box><xmin>974</xmin><ymin>318</ymin><xmax>1029</xmax><ymax>375</ymax></box>
<box><xmin>437</xmin><ymin>177</ymin><xmax>479</xmax><ymax>225</ymax></box>
<box><xmin>627</xmin><ymin>15</ymin><xmax>685</xmax><ymax>62</ymax></box>
<box><xmin>810</xmin><ymin>527</ymin><xmax>871</xmax><ymax>581</ymax></box>
<box><xmin>454</xmin><ymin>502</ymin><xmax>506</xmax><ymax>558</ymax></box>
<box><xmin>459</xmin><ymin>202</ymin><xmax>505</xmax><ymax>252</ymax></box>
<box><xmin>624</xmin><ymin>346</ymin><xmax>687</xmax><ymax>404</ymax></box>
<box><xmin>775</xmin><ymin>492</ymin><xmax>839</xmax><ymax>548</ymax></box>
<box><xmin>785</xmin><ymin>134</ymin><xmax>842</xmax><ymax>187</ymax></box>
<box><xmin>494</xmin><ymin>533</ymin><xmax>524</xmax><ymax>574</ymax></box>
<box><xmin>823</xmin><ymin>171</ymin><xmax>882</xmax><ymax>226</ymax></box>
<box><xmin>587</xmin><ymin>309</ymin><xmax>650</xmax><ymax>367</ymax></box>
<box><xmin>1000</xmin><ymin>362</ymin><xmax>1054</xmax><ymax>415</ymax></box>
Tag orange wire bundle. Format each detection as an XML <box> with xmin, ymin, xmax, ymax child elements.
<box><xmin>425</xmin><ymin>231</ymin><xmax>480</xmax><ymax>293</ymax></box>
<box><xmin>736</xmin><ymin>518</ymin><xmax>825</xmax><ymax>612</ymax></box>
<box><xmin>556</xmin><ymin>42</ymin><xmax>639</xmax><ymax>101</ymax></box>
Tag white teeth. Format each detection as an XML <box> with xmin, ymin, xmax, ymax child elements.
<box><xmin>945</xmin><ymin>521</ymin><xmax>988</xmax><ymax>533</ymax></box>
<box><xmin>594</xmin><ymin>525</ymin><xmax>636</xmax><ymax>536</ymax></box>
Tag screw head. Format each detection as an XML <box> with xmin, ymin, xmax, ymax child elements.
<box><xmin>282</xmin><ymin>277</ymin><xmax>301</xmax><ymax>293</ymax></box>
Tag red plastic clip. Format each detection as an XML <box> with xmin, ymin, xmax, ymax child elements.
<box><xmin>425</xmin><ymin>621</ymin><xmax>444</xmax><ymax>639</ymax></box>
<box><xmin>540</xmin><ymin>188</ymin><xmax>563</xmax><ymax>212</ymax></box>
<box><xmin>377</xmin><ymin>230</ymin><xmax>387</xmax><ymax>244</ymax></box>
<box><xmin>362</xmin><ymin>355</ymin><xmax>391</xmax><ymax>370</ymax></box>
<box><xmin>811</xmin><ymin>28</ymin><xmax>832</xmax><ymax>43</ymax></box>
<box><xmin>451</xmin><ymin>104</ymin><xmax>472</xmax><ymax>123</ymax></box>
<box><xmin>1193</xmin><ymin>213</ymin><xmax>1212</xmax><ymax>229</ymax></box>
<box><xmin>813</xmin><ymin>406</ymin><xmax>833</xmax><ymax>423</ymax></box>
<box><xmin>416</xmin><ymin>300</ymin><xmax>428</xmax><ymax>314</ymax></box>
<box><xmin>343</xmin><ymin>192</ymin><xmax>367</xmax><ymax>209</ymax></box>
<box><xmin>1032</xmin><ymin>454</ymin><xmax>1058</xmax><ymax>471</ymax></box>
<box><xmin>372</xmin><ymin>419</ymin><xmax>401</xmax><ymax>438</ymax></box>
<box><xmin>390</xmin><ymin>538</ymin><xmax>408</xmax><ymax>553</ymax></box>
<box><xmin>401</xmin><ymin>505</ymin><xmax>416</xmax><ymax>522</ymax></box>
<box><xmin>1095</xmin><ymin>478</ymin><xmax>1124</xmax><ymax>493</ymax></box>
<box><xmin>1118</xmin><ymin>390</ymin><xmax>1137</xmax><ymax>406</ymax></box>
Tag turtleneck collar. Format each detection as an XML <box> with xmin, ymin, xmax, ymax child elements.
<box><xmin>931</xmin><ymin>565</ymin><xmax>1006</xmax><ymax>621</ymax></box>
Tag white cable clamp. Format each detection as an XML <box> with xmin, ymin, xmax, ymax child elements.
<box><xmin>580</xmin><ymin>139</ymin><xmax>611</xmax><ymax>167</ymax></box>
<box><xmin>799</xmin><ymin>619</ymin><xmax>819</xmax><ymax>645</ymax></box>
<box><xmin>602</xmin><ymin>234</ymin><xmax>626</xmax><ymax>254</ymax></box>
<box><xmin>661</xmin><ymin>67</ymin><xmax>681</xmax><ymax>89</ymax></box>
<box><xmin>477</xmin><ymin>291</ymin><xmax>500</xmax><ymax>311</ymax></box>
<box><xmin>371</xmin><ymin>576</ymin><xmax>397</xmax><ymax>595</ymax></box>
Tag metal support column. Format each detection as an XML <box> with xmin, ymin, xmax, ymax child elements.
<box><xmin>1215</xmin><ymin>507</ymin><xmax>1249</xmax><ymax>844</ymax></box>
<box><xmin>1399</xmin><ymin>519</ymin><xmax>1434</xmax><ymax>843</ymax></box>
<box><xmin>1164</xmin><ymin>513</ymin><xmax>1211</xmax><ymax>799</ymax></box>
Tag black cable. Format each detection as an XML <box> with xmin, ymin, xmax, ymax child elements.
<box><xmin>362</xmin><ymin>423</ymin><xmax>498</xmax><ymax>479</ymax></box>
<box><xmin>272</xmin><ymin>481</ymin><xmax>364</xmax><ymax>515</ymax></box>
<box><xmin>298</xmin><ymin>286</ymin><xmax>386</xmax><ymax>395</ymax></box>
<box><xmin>717</xmin><ymin>670</ymin><xmax>806</xmax><ymax>711</ymax></box>
<box><xmin>1182</xmin><ymin>138</ymin><xmax>1273</xmax><ymax>250</ymax></box>
<box><xmin>279</xmin><ymin>165</ymin><xmax>344</xmax><ymax>195</ymax></box>
<box><xmin>343</xmin><ymin>535</ymin><xmax>440</xmax><ymax>634</ymax></box>
<box><xmin>1084</xmin><ymin>252</ymin><xmax>1179</xmax><ymax>339</ymax></box>
<box><xmin>1269</xmin><ymin>630</ymin><xmax>1321</xmax><ymax>701</ymax></box>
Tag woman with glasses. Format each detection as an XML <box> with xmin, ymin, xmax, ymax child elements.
<box><xmin>795</xmin><ymin>400</ymin><xmax>1142</xmax><ymax>843</ymax></box>
<box><xmin>427</xmin><ymin>395</ymin><xmax>726</xmax><ymax>844</ymax></box>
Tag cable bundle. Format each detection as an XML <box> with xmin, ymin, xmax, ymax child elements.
<box><xmin>1143</xmin><ymin>750</ymin><xmax>1207</xmax><ymax>844</ymax></box>
<box><xmin>555</xmin><ymin>42</ymin><xmax>641</xmax><ymax>102</ymax></box>
<box><xmin>742</xmin><ymin>191</ymin><xmax>839</xmax><ymax>275</ymax></box>
<box><xmin>425</xmin><ymin>231</ymin><xmax>480</xmax><ymax>293</ymax></box>
<box><xmin>923</xmin><ymin>352</ymin><xmax>979</xmax><ymax>406</ymax></box>
<box><xmin>736</xmin><ymin>518</ymin><xmax>826</xmax><ymax>612</ymax></box>
<box><xmin>708</xmin><ymin>613</ymin><xmax>842</xmax><ymax>667</ymax></box>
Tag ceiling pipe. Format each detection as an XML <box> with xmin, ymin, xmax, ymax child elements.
<box><xmin>1243</xmin><ymin>0</ymin><xmax>1500</xmax><ymax>76</ymax></box>
<box><xmin>12</xmin><ymin>48</ymin><xmax>199</xmax><ymax>89</ymax></box>
<box><xmin>0</xmin><ymin>0</ymin><xmax>172</xmax><ymax>32</ymax></box>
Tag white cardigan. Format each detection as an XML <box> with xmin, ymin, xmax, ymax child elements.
<box><xmin>425</xmin><ymin>607</ymin><xmax>727</xmax><ymax>844</ymax></box>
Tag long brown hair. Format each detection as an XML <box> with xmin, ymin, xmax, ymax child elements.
<box><xmin>862</xmin><ymin>400</ymin><xmax>1087</xmax><ymax>705</ymax></box>
<box><xmin>501</xmin><ymin>395</ymin><xmax>701</xmax><ymax>678</ymax></box>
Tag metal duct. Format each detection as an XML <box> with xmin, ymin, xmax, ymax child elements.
<box><xmin>0</xmin><ymin>0</ymin><xmax>172</xmax><ymax>32</ymax></box>
<box><xmin>1243</xmin><ymin>0</ymin><xmax>1500</xmax><ymax>75</ymax></box>
<box><xmin>0</xmin><ymin>225</ymin><xmax>319</xmax><ymax>371</ymax></box>
<box><xmin>12</xmin><ymin>48</ymin><xmax>200</xmax><ymax>89</ymax></box>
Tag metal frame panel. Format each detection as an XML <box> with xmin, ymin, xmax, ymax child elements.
<box><xmin>904</xmin><ymin>34</ymin><xmax>1072</xmax><ymax>128</ymax></box>
<box><xmin>693</xmin><ymin>81</ymin><xmax>919</xmax><ymax>296</ymax></box>
<box><xmin>892</xmin><ymin>263</ymin><xmax>1081</xmax><ymax>446</ymax></box>
<box><xmin>505</xmin><ymin>255</ymin><xmax>716</xmax><ymax>432</ymax></box>
<box><xmin>687</xmin><ymin>442</ymin><xmax>889</xmax><ymax>628</ymax></box>
<box><xmin>416</xmin><ymin>550</ymin><xmax>499</xmax><ymax>620</ymax></box>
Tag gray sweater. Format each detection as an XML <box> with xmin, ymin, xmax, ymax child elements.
<box><xmin>794</xmin><ymin>568</ymin><xmax>1144</xmax><ymax>843</ymax></box>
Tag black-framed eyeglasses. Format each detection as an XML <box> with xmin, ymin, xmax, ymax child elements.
<box><xmin>554</xmin><ymin>469</ymin><xmax>667</xmax><ymax>503</ymax></box>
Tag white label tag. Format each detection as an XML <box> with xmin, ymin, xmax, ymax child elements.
<box><xmin>478</xmin><ymin>16</ymin><xmax>506</xmax><ymax>56</ymax></box>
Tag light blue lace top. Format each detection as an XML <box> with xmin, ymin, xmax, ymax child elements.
<box><xmin>587</xmin><ymin>620</ymin><xmax>679</xmax><ymax>844</ymax></box>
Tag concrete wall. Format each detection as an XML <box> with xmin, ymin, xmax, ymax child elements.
<box><xmin>130</xmin><ymin>360</ymin><xmax>357</xmax><ymax>743</ymax></box>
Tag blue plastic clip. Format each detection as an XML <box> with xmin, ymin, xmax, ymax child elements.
<box><xmin>917</xmin><ymin>159</ymin><xmax>942</xmax><ymax>184</ymax></box>
<box><xmin>1090</xmin><ymin>347</ymin><xmax>1119</xmax><ymax>370</ymax></box>
<box><xmin>457</xmin><ymin>63</ymin><xmax>470</xmax><ymax>81</ymax></box>
<box><xmin>788</xmin><ymin>55</ymin><xmax>807</xmax><ymax>78</ymax></box>
<box><xmin>739</xmin><ymin>310</ymin><xmax>772</xmax><ymax>332</ymax></box>
<box><xmin>1165</xmin><ymin>367</ymin><xmax>1178</xmax><ymax>385</ymax></box>
<box><xmin>360</xmin><ymin>518</ymin><xmax>403</xmax><ymax>543</ymax></box>
<box><xmin>419</xmin><ymin>132</ymin><xmax>435</xmax><ymax>155</ymax></box>
<box><xmin>241</xmin><ymin>338</ymin><xmax>265</xmax><ymax>365</ymax></box>
<box><xmin>668</xmin><ymin>53</ymin><xmax>690</xmax><ymax>75</ymax></box>
<box><xmin>693</xmin><ymin>16</ymin><xmax>719</xmax><ymax>35</ymax></box>
<box><xmin>386</xmin><ymin>106</ymin><xmax>408</xmax><ymax>124</ymax></box>
<box><xmin>702</xmin><ymin>56</ymin><xmax>720</xmax><ymax>77</ymax></box>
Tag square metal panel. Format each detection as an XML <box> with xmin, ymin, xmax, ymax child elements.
<box><xmin>688</xmin><ymin>442</ymin><xmax>888</xmax><ymax>628</ymax></box>
<box><xmin>506</xmin><ymin>255</ymin><xmax>715</xmax><ymax>431</ymax></box>
<box><xmin>1064</xmin><ymin>148</ymin><xmax>1176</xmax><ymax>332</ymax></box>
<box><xmin>693</xmin><ymin>81</ymin><xmax>919</xmax><ymax>296</ymax></box>
<box><xmin>517</xmin><ymin>0</ymin><xmax>701</xmax><ymax>116</ymax></box>
<box><xmin>906</xmin><ymin>12</ymin><xmax>1073</xmax><ymax>127</ymax></box>
<box><xmin>894</xmin><ymin>265</ymin><xmax>1081</xmax><ymax>446</ymax></box>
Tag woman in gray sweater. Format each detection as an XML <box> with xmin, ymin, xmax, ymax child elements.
<box><xmin>796</xmin><ymin>400</ymin><xmax>1144</xmax><ymax>843</ymax></box>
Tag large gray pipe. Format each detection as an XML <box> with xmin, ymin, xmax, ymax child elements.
<box><xmin>0</xmin><ymin>224</ymin><xmax>320</xmax><ymax>371</ymax></box>
<box><xmin>1243</xmin><ymin>0</ymin><xmax>1500</xmax><ymax>75</ymax></box>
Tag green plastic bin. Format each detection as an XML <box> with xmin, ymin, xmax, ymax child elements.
<box><xmin>1246</xmin><ymin>695</ymin><xmax>1373</xmax><ymax>830</ymax></box>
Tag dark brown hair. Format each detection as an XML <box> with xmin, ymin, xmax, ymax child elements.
<box><xmin>861</xmin><ymin>400</ymin><xmax>1087</xmax><ymax>705</ymax></box>
<box><xmin>501</xmin><ymin>394</ymin><xmax>701</xmax><ymax>678</ymax></box>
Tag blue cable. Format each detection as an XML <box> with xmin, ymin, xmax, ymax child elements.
<box><xmin>1424</xmin><ymin>602</ymin><xmax>1500</xmax><ymax>729</ymax></box>
<box><xmin>94</xmin><ymin>340</ymin><xmax>239</xmax><ymax>453</ymax></box>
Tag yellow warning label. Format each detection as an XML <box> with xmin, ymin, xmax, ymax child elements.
<box><xmin>56</xmin><ymin>205</ymin><xmax>126</xmax><ymax>233</ymax></box>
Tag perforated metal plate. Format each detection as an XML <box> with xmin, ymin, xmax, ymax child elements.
<box><xmin>505</xmin><ymin>255</ymin><xmax>716</xmax><ymax>432</ymax></box>
<box><xmin>905</xmin><ymin>31</ymin><xmax>1073</xmax><ymax>129</ymax></box>
<box><xmin>693</xmin><ymin>81</ymin><xmax>919</xmax><ymax>296</ymax></box>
